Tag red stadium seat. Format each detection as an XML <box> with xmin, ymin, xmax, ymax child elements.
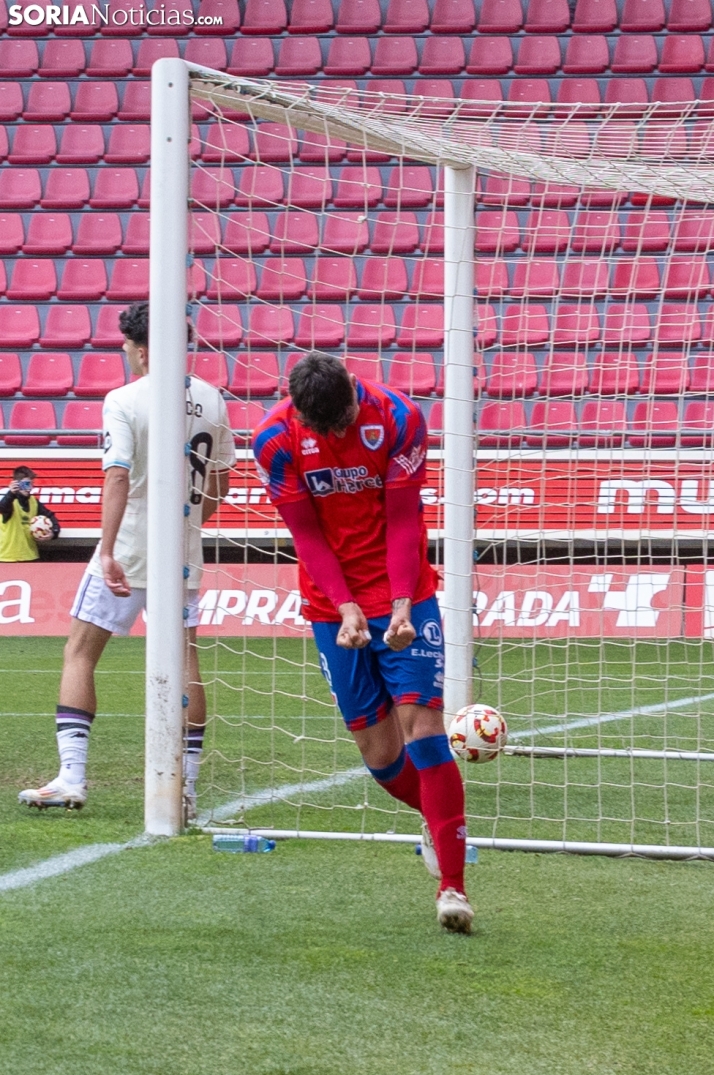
<box><xmin>73</xmin><ymin>213</ymin><xmax>122</xmax><ymax>254</ymax></box>
<box><xmin>245</xmin><ymin>305</ymin><xmax>294</xmax><ymax>347</ymax></box>
<box><xmin>621</xmin><ymin>0</ymin><xmax>664</xmax><ymax>30</ymax></box>
<box><xmin>466</xmin><ymin>36</ymin><xmax>513</xmax><ymax>73</ymax></box>
<box><xmin>57</xmin><ymin>258</ymin><xmax>107</xmax><ymax>300</ymax></box>
<box><xmin>206</xmin><ymin>257</ymin><xmax>256</xmax><ymax>299</ymax></box>
<box><xmin>256</xmin><ymin>258</ymin><xmax>306</xmax><ymax>300</ymax></box>
<box><xmin>286</xmin><ymin>167</ymin><xmax>332</xmax><ymax>209</ymax></box>
<box><xmin>506</xmin><ymin>78</ymin><xmax>552</xmax><ymax>106</ymax></box>
<box><xmin>196</xmin><ymin>305</ymin><xmax>243</xmax><ymax>348</ymax></box>
<box><xmin>562</xmin><ymin>34</ymin><xmax>609</xmax><ymax>73</ymax></box>
<box><xmin>682</xmin><ymin>400</ymin><xmax>714</xmax><ymax>447</ymax></box>
<box><xmin>514</xmin><ymin>36</ymin><xmax>561</xmax><ymax>74</ymax></box>
<box><xmin>40</xmin><ymin>306</ymin><xmax>92</xmax><ymax>348</ymax></box>
<box><xmin>477</xmin><ymin>400</ymin><xmax>526</xmax><ymax>446</ymax></box>
<box><xmin>71</xmin><ymin>82</ymin><xmax>119</xmax><ymax>122</ymax></box>
<box><xmin>641</xmin><ymin>351</ymin><xmax>690</xmax><ymax>394</ymax></box>
<box><xmin>486</xmin><ymin>350</ymin><xmax>538</xmax><ymax>397</ymax></box>
<box><xmin>345</xmin><ymin>353</ymin><xmax>384</xmax><ymax>381</ymax></box>
<box><xmin>191</xmin><ymin>167</ymin><xmax>235</xmax><ymax>209</ymax></box>
<box><xmin>578</xmin><ymin>399</ymin><xmax>627</xmax><ymax>447</ymax></box>
<box><xmin>475</xmin><ymin>210</ymin><xmax>520</xmax><ymax>253</ymax></box>
<box><xmin>555</xmin><ymin>78</ymin><xmax>601</xmax><ymax>110</ymax></box>
<box><xmin>0</xmin><ymin>83</ymin><xmax>23</xmax><ymax>122</ymax></box>
<box><xmin>572</xmin><ymin>0</ymin><xmax>617</xmax><ymax>32</ymax></box>
<box><xmin>334</xmin><ymin>166</ymin><xmax>382</xmax><ymax>209</ymax></box>
<box><xmin>387</xmin><ymin>353</ymin><xmax>436</xmax><ymax>396</ymax></box>
<box><xmin>480</xmin><ymin>174</ymin><xmax>531</xmax><ymax>206</ymax></box>
<box><xmin>89</xmin><ymin>168</ymin><xmax>139</xmax><ymax>209</ymax></box>
<box><xmin>539</xmin><ymin>352</ymin><xmax>588</xmax><ymax>396</ymax></box>
<box><xmin>336</xmin><ymin>0</ymin><xmax>381</xmax><ymax>32</ymax></box>
<box><xmin>561</xmin><ymin>259</ymin><xmax>610</xmax><ymax>296</ymax></box>
<box><xmin>655</xmin><ymin>303</ymin><xmax>701</xmax><ymax>345</ymax></box>
<box><xmin>0</xmin><ymin>306</ymin><xmax>40</xmax><ymax>347</ymax></box>
<box><xmin>662</xmin><ymin>255</ymin><xmax>711</xmax><ymax>298</ymax></box>
<box><xmin>23</xmin><ymin>213</ymin><xmax>72</xmax><ymax>254</ymax></box>
<box><xmin>188</xmin><ymin>352</ymin><xmax>229</xmax><ymax>389</ymax></box>
<box><xmin>622</xmin><ymin>210</ymin><xmax>672</xmax><ymax>251</ymax></box>
<box><xmin>500</xmin><ymin>305</ymin><xmax>549</xmax><ymax>347</ymax></box>
<box><xmin>611</xmin><ymin>257</ymin><xmax>661</xmax><ymax>298</ymax></box>
<box><xmin>430</xmin><ymin>0</ymin><xmax>475</xmax><ymax>31</ymax></box>
<box><xmin>275</xmin><ymin>36</ymin><xmax>322</xmax><ymax>75</ymax></box>
<box><xmin>5</xmin><ymin>402</ymin><xmax>56</xmax><ymax>447</ymax></box>
<box><xmin>227</xmin><ymin>38</ymin><xmax>275</xmax><ymax>75</ymax></box>
<box><xmin>511</xmin><ymin>260</ymin><xmax>560</xmax><ymax>298</ymax></box>
<box><xmin>672</xmin><ymin>209</ymin><xmax>714</xmax><ymax>251</ymax></box>
<box><xmin>118</xmin><ymin>213</ymin><xmax>149</xmax><ymax>255</ymax></box>
<box><xmin>202</xmin><ymin>123</ymin><xmax>251</xmax><ymax>163</ymax></box>
<box><xmin>236</xmin><ymin>165</ymin><xmax>284</xmax><ymax>208</ymax></box>
<box><xmin>651</xmin><ymin>76</ymin><xmax>696</xmax><ymax>107</ymax></box>
<box><xmin>478</xmin><ymin>0</ymin><xmax>522</xmax><ymax>32</ymax></box>
<box><xmin>106</xmin><ymin>259</ymin><xmax>149</xmax><ymax>301</ymax></box>
<box><xmin>184</xmin><ymin>37</ymin><xmax>228</xmax><ymax>69</ymax></box>
<box><xmin>86</xmin><ymin>39</ymin><xmax>133</xmax><ymax>76</ymax></box>
<box><xmin>226</xmin><ymin>400</ymin><xmax>266</xmax><ymax>443</ymax></box>
<box><xmin>525</xmin><ymin>400</ymin><xmax>578</xmax><ymax>448</ymax></box>
<box><xmin>0</xmin><ymin>40</ymin><xmax>38</xmax><ymax>76</ymax></box>
<box><xmin>99</xmin><ymin>0</ymin><xmax>145</xmax><ymax>34</ymax></box>
<box><xmin>90</xmin><ymin>306</ymin><xmax>124</xmax><ymax>347</ymax></box>
<box><xmin>57</xmin><ymin>401</ymin><xmax>104</xmax><ymax>447</ymax></box>
<box><xmin>611</xmin><ymin>35</ymin><xmax>657</xmax><ymax>72</ymax></box>
<box><xmin>397</xmin><ymin>305</ymin><xmax>444</xmax><ymax>348</ymax></box>
<box><xmin>347</xmin><ymin>305</ymin><xmax>397</xmax><ymax>348</ymax></box>
<box><xmin>384</xmin><ymin>0</ymin><xmax>429</xmax><ymax>32</ymax></box>
<box><xmin>690</xmin><ymin>352</ymin><xmax>714</xmax><ymax>393</ymax></box>
<box><xmin>383</xmin><ymin>166</ymin><xmax>434</xmax><ymax>209</ymax></box>
<box><xmin>524</xmin><ymin>210</ymin><xmax>570</xmax><ymax>253</ymax></box>
<box><xmin>525</xmin><ymin>0</ymin><xmax>570</xmax><ymax>30</ymax></box>
<box><xmin>39</xmin><ymin>39</ymin><xmax>86</xmax><ymax>76</ymax></box>
<box><xmin>133</xmin><ymin>39</ymin><xmax>179</xmax><ymax>76</ymax></box>
<box><xmin>251</xmin><ymin>122</ymin><xmax>298</xmax><ymax>163</ymax></box>
<box><xmin>324</xmin><ymin>36</ymin><xmax>371</xmax><ymax>75</ymax></box>
<box><xmin>603</xmin><ymin>304</ymin><xmax>651</xmax><ymax>345</ymax></box>
<box><xmin>294</xmin><ymin>306</ymin><xmax>345</xmax><ymax>349</ymax></box>
<box><xmin>0</xmin><ymin>214</ymin><xmax>24</xmax><ymax>255</ymax></box>
<box><xmin>147</xmin><ymin>0</ymin><xmax>189</xmax><ymax>34</ymax></box>
<box><xmin>229</xmin><ymin>352</ymin><xmax>279</xmax><ymax>397</ymax></box>
<box><xmin>289</xmin><ymin>0</ymin><xmax>333</xmax><ymax>31</ymax></box>
<box><xmin>629</xmin><ymin>400</ymin><xmax>679</xmax><ymax>448</ymax></box>
<box><xmin>56</xmin><ymin>124</ymin><xmax>105</xmax><ymax>164</ymax></box>
<box><xmin>321</xmin><ymin>212</ymin><xmax>369</xmax><ymax>254</ymax></box>
<box><xmin>118</xmin><ymin>81</ymin><xmax>151</xmax><ymax>121</ymax></box>
<box><xmin>475</xmin><ymin>303</ymin><xmax>499</xmax><ymax>347</ymax></box>
<box><xmin>372</xmin><ymin>36</ymin><xmax>418</xmax><ymax>75</ymax></box>
<box><xmin>476</xmin><ymin>260</ymin><xmax>509</xmax><ymax>298</ymax></box>
<box><xmin>7</xmin><ymin>259</ymin><xmax>56</xmax><ymax>301</ymax></box>
<box><xmin>571</xmin><ymin>211</ymin><xmax>621</xmax><ymax>253</ymax></box>
<box><xmin>0</xmin><ymin>168</ymin><xmax>41</xmax><ymax>209</ymax></box>
<box><xmin>270</xmin><ymin>211</ymin><xmax>320</xmax><ymax>253</ymax></box>
<box><xmin>0</xmin><ymin>354</ymin><xmax>22</xmax><ymax>396</ymax></box>
<box><xmin>410</xmin><ymin>259</ymin><xmax>444</xmax><ymax>299</ymax></box>
<box><xmin>372</xmin><ymin>212</ymin><xmax>420</xmax><ymax>254</ymax></box>
<box><xmin>427</xmin><ymin>400</ymin><xmax>443</xmax><ymax>442</ymax></box>
<box><xmin>298</xmin><ymin>131</ymin><xmax>347</xmax><ymax>163</ymax></box>
<box><xmin>9</xmin><ymin>125</ymin><xmax>56</xmax><ymax>164</ymax></box>
<box><xmin>667</xmin><ymin>0</ymin><xmax>711</xmax><ymax>31</ymax></box>
<box><xmin>308</xmin><ymin>258</ymin><xmax>357</xmax><ymax>301</ymax></box>
<box><xmin>242</xmin><ymin>0</ymin><xmax>287</xmax><ymax>34</ymax></box>
<box><xmin>75</xmin><ymin>353</ymin><xmax>126</xmax><ymax>397</ymax></box>
<box><xmin>23</xmin><ymin>352</ymin><xmax>73</xmax><ymax>397</ymax></box>
<box><xmin>660</xmin><ymin>34</ymin><xmax>705</xmax><ymax>72</ymax></box>
<box><xmin>105</xmin><ymin>125</ymin><xmax>150</xmax><ymax>164</ymax></box>
<box><xmin>222</xmin><ymin>211</ymin><xmax>270</xmax><ymax>254</ymax></box>
<box><xmin>195</xmin><ymin>0</ymin><xmax>241</xmax><ymax>35</ymax></box>
<box><xmin>419</xmin><ymin>36</ymin><xmax>465</xmax><ymax>74</ymax></box>
<box><xmin>589</xmin><ymin>351</ymin><xmax>640</xmax><ymax>394</ymax></box>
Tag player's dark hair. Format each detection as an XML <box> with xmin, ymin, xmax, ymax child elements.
<box><xmin>118</xmin><ymin>301</ymin><xmax>194</xmax><ymax>348</ymax></box>
<box><xmin>119</xmin><ymin>302</ymin><xmax>149</xmax><ymax>346</ymax></box>
<box><xmin>288</xmin><ymin>353</ymin><xmax>355</xmax><ymax>436</ymax></box>
<box><xmin>13</xmin><ymin>465</ymin><xmax>35</xmax><ymax>481</ymax></box>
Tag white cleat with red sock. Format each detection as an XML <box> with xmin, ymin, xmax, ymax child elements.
<box><xmin>436</xmin><ymin>887</ymin><xmax>474</xmax><ymax>934</ymax></box>
<box><xmin>18</xmin><ymin>776</ymin><xmax>87</xmax><ymax>810</ymax></box>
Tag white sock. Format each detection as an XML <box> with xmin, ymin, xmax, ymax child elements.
<box><xmin>55</xmin><ymin>707</ymin><xmax>93</xmax><ymax>786</ymax></box>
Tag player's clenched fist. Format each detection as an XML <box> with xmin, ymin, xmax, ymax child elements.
<box><xmin>336</xmin><ymin>602</ymin><xmax>372</xmax><ymax>649</ymax></box>
<box><xmin>384</xmin><ymin>599</ymin><xmax>416</xmax><ymax>651</ymax></box>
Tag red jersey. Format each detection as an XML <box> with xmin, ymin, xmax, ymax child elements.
<box><xmin>252</xmin><ymin>379</ymin><xmax>438</xmax><ymax>622</ymax></box>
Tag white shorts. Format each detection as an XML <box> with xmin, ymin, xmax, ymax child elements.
<box><xmin>70</xmin><ymin>570</ymin><xmax>200</xmax><ymax>636</ymax></box>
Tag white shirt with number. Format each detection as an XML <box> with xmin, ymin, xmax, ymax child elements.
<box><xmin>88</xmin><ymin>374</ymin><xmax>235</xmax><ymax>588</ymax></box>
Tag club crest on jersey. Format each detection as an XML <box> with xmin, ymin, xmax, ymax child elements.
<box><xmin>301</xmin><ymin>436</ymin><xmax>319</xmax><ymax>456</ymax></box>
<box><xmin>360</xmin><ymin>424</ymin><xmax>385</xmax><ymax>450</ymax></box>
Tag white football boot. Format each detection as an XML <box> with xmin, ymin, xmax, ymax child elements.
<box><xmin>436</xmin><ymin>888</ymin><xmax>474</xmax><ymax>934</ymax></box>
<box><xmin>18</xmin><ymin>776</ymin><xmax>87</xmax><ymax>809</ymax></box>
<box><xmin>420</xmin><ymin>820</ymin><xmax>441</xmax><ymax>880</ymax></box>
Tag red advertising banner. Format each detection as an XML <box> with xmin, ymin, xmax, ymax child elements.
<box><xmin>3</xmin><ymin>453</ymin><xmax>714</xmax><ymax>540</ymax></box>
<box><xmin>0</xmin><ymin>562</ymin><xmax>691</xmax><ymax>638</ymax></box>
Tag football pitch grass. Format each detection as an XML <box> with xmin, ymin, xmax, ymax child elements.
<box><xmin>2</xmin><ymin>636</ymin><xmax>714</xmax><ymax>1074</ymax></box>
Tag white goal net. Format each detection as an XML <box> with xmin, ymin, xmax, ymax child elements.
<box><xmin>147</xmin><ymin>58</ymin><xmax>714</xmax><ymax>857</ymax></box>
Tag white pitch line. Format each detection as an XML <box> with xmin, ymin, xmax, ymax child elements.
<box><xmin>3</xmin><ymin>689</ymin><xmax>714</xmax><ymax>893</ymax></box>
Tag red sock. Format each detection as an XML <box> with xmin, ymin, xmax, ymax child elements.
<box><xmin>369</xmin><ymin>746</ymin><xmax>422</xmax><ymax>812</ymax></box>
<box><xmin>407</xmin><ymin>736</ymin><xmax>467</xmax><ymax>895</ymax></box>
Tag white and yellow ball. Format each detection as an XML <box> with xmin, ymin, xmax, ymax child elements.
<box><xmin>30</xmin><ymin>515</ymin><xmax>53</xmax><ymax>540</ymax></box>
<box><xmin>448</xmin><ymin>704</ymin><xmax>508</xmax><ymax>763</ymax></box>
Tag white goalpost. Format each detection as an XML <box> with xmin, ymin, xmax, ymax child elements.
<box><xmin>147</xmin><ymin>57</ymin><xmax>714</xmax><ymax>858</ymax></box>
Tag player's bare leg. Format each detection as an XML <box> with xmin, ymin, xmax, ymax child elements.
<box><xmin>19</xmin><ymin>618</ymin><xmax>111</xmax><ymax>809</ymax></box>
<box><xmin>183</xmin><ymin>626</ymin><xmax>206</xmax><ymax>822</ymax></box>
<box><xmin>354</xmin><ymin>704</ymin><xmax>473</xmax><ymax>934</ymax></box>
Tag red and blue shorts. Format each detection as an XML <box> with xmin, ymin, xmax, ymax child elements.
<box><xmin>312</xmin><ymin>595</ymin><xmax>444</xmax><ymax>732</ymax></box>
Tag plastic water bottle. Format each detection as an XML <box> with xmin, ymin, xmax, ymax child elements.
<box><xmin>212</xmin><ymin>834</ymin><xmax>276</xmax><ymax>853</ymax></box>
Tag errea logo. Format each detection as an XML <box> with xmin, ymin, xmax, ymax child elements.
<box><xmin>301</xmin><ymin>437</ymin><xmax>319</xmax><ymax>456</ymax></box>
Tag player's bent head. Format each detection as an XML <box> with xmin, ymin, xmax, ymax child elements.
<box><xmin>289</xmin><ymin>352</ymin><xmax>356</xmax><ymax>436</ymax></box>
<box><xmin>118</xmin><ymin>301</ymin><xmax>196</xmax><ymax>349</ymax></box>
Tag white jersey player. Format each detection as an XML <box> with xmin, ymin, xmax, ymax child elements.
<box><xmin>19</xmin><ymin>302</ymin><xmax>235</xmax><ymax>817</ymax></box>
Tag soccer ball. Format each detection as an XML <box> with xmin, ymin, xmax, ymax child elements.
<box><xmin>30</xmin><ymin>515</ymin><xmax>53</xmax><ymax>539</ymax></box>
<box><xmin>448</xmin><ymin>704</ymin><xmax>508</xmax><ymax>763</ymax></box>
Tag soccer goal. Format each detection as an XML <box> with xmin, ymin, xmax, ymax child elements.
<box><xmin>147</xmin><ymin>56</ymin><xmax>714</xmax><ymax>858</ymax></box>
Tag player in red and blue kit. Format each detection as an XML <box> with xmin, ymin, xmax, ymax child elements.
<box><xmin>253</xmin><ymin>352</ymin><xmax>473</xmax><ymax>934</ymax></box>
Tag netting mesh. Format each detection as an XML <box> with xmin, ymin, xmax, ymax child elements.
<box><xmin>181</xmin><ymin>70</ymin><xmax>714</xmax><ymax>852</ymax></box>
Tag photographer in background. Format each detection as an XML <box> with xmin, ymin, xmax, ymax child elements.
<box><xmin>0</xmin><ymin>466</ymin><xmax>60</xmax><ymax>562</ymax></box>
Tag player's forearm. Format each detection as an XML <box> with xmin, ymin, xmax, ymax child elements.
<box><xmin>99</xmin><ymin>467</ymin><xmax>129</xmax><ymax>557</ymax></box>
<box><xmin>385</xmin><ymin>484</ymin><xmax>422</xmax><ymax>601</ymax></box>
<box><xmin>202</xmin><ymin>469</ymin><xmax>230</xmax><ymax>524</ymax></box>
<box><xmin>278</xmin><ymin>498</ymin><xmax>354</xmax><ymax>610</ymax></box>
